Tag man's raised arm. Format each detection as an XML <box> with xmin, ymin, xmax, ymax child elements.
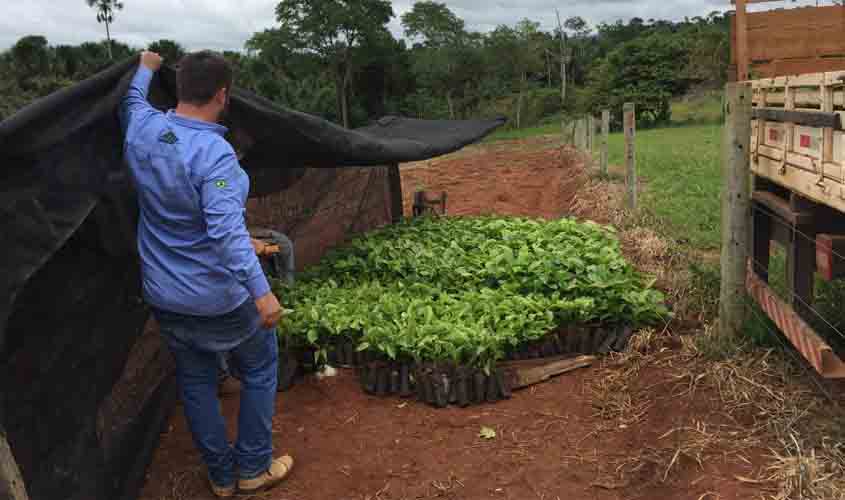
<box><xmin>120</xmin><ymin>51</ymin><xmax>163</xmax><ymax>132</ymax></box>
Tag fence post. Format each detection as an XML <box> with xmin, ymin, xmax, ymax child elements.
<box><xmin>573</xmin><ymin>119</ymin><xmax>581</xmax><ymax>150</ymax></box>
<box><xmin>583</xmin><ymin>116</ymin><xmax>588</xmax><ymax>151</ymax></box>
<box><xmin>601</xmin><ymin>110</ymin><xmax>609</xmax><ymax>177</ymax></box>
<box><xmin>388</xmin><ymin>163</ymin><xmax>403</xmax><ymax>223</ymax></box>
<box><xmin>719</xmin><ymin>82</ymin><xmax>752</xmax><ymax>339</ymax></box>
<box><xmin>588</xmin><ymin>115</ymin><xmax>595</xmax><ymax>152</ymax></box>
<box><xmin>623</xmin><ymin>103</ymin><xmax>637</xmax><ymax>209</ymax></box>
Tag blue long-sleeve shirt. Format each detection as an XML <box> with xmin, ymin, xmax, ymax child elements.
<box><xmin>120</xmin><ymin>65</ymin><xmax>270</xmax><ymax>317</ymax></box>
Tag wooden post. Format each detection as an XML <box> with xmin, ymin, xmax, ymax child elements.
<box><xmin>387</xmin><ymin>163</ymin><xmax>403</xmax><ymax>223</ymax></box>
<box><xmin>573</xmin><ymin>119</ymin><xmax>581</xmax><ymax>151</ymax></box>
<box><xmin>578</xmin><ymin>118</ymin><xmax>589</xmax><ymax>153</ymax></box>
<box><xmin>719</xmin><ymin>82</ymin><xmax>753</xmax><ymax>339</ymax></box>
<box><xmin>578</xmin><ymin>118</ymin><xmax>585</xmax><ymax>152</ymax></box>
<box><xmin>0</xmin><ymin>429</ymin><xmax>29</xmax><ymax>500</ymax></box>
<box><xmin>588</xmin><ymin>115</ymin><xmax>595</xmax><ymax>153</ymax></box>
<box><xmin>735</xmin><ymin>0</ymin><xmax>749</xmax><ymax>81</ymax></box>
<box><xmin>601</xmin><ymin>110</ymin><xmax>610</xmax><ymax>177</ymax></box>
<box><xmin>623</xmin><ymin>103</ymin><xmax>637</xmax><ymax>209</ymax></box>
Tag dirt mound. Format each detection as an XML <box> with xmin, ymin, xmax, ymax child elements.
<box><xmin>401</xmin><ymin>140</ymin><xmax>586</xmax><ymax>219</ymax></box>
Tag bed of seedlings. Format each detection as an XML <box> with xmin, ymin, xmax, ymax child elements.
<box><xmin>273</xmin><ymin>216</ymin><xmax>666</xmax><ymax>407</ymax></box>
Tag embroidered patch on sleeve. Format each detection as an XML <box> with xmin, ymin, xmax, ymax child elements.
<box><xmin>159</xmin><ymin>131</ymin><xmax>179</xmax><ymax>144</ymax></box>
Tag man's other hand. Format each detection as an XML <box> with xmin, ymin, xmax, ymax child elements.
<box><xmin>251</xmin><ymin>238</ymin><xmax>268</xmax><ymax>256</ymax></box>
<box><xmin>255</xmin><ymin>292</ymin><xmax>282</xmax><ymax>329</ymax></box>
<box><xmin>141</xmin><ymin>51</ymin><xmax>163</xmax><ymax>72</ymax></box>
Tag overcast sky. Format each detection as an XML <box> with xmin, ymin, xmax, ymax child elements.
<box><xmin>0</xmin><ymin>0</ymin><xmax>832</xmax><ymax>52</ymax></box>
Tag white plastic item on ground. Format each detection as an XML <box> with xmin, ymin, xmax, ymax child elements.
<box><xmin>315</xmin><ymin>365</ymin><xmax>338</xmax><ymax>380</ymax></box>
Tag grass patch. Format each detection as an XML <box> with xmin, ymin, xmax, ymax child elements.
<box><xmin>485</xmin><ymin>122</ymin><xmax>562</xmax><ymax>141</ymax></box>
<box><xmin>606</xmin><ymin>123</ymin><xmax>722</xmax><ymax>249</ymax></box>
<box><xmin>487</xmin><ymin>99</ymin><xmax>724</xmax><ymax>250</ymax></box>
<box><xmin>670</xmin><ymin>92</ymin><xmax>723</xmax><ymax>126</ymax></box>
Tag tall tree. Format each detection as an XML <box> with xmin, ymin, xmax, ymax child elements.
<box><xmin>401</xmin><ymin>1</ymin><xmax>465</xmax><ymax>48</ymax></box>
<box><xmin>401</xmin><ymin>1</ymin><xmax>468</xmax><ymax>118</ymax></box>
<box><xmin>274</xmin><ymin>0</ymin><xmax>394</xmax><ymax>128</ymax></box>
<box><xmin>588</xmin><ymin>32</ymin><xmax>689</xmax><ymax>127</ymax></box>
<box><xmin>10</xmin><ymin>36</ymin><xmax>50</xmax><ymax>83</ymax></box>
<box><xmin>85</xmin><ymin>0</ymin><xmax>123</xmax><ymax>60</ymax></box>
<box><xmin>148</xmin><ymin>39</ymin><xmax>185</xmax><ymax>65</ymax></box>
<box><xmin>486</xmin><ymin>20</ymin><xmax>544</xmax><ymax>128</ymax></box>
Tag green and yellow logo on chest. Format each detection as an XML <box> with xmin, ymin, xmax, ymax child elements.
<box><xmin>159</xmin><ymin>130</ymin><xmax>178</xmax><ymax>144</ymax></box>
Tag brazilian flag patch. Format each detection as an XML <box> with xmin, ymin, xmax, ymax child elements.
<box><xmin>159</xmin><ymin>130</ymin><xmax>178</xmax><ymax>144</ymax></box>
<box><xmin>215</xmin><ymin>180</ymin><xmax>227</xmax><ymax>189</ymax></box>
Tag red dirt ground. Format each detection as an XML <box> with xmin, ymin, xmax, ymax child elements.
<box><xmin>400</xmin><ymin>138</ymin><xmax>584</xmax><ymax>220</ymax></box>
<box><xmin>140</xmin><ymin>137</ymin><xmax>767</xmax><ymax>500</ymax></box>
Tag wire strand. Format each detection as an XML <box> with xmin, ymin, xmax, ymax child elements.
<box><xmin>748</xmin><ymin>255</ymin><xmax>845</xmax><ymax>342</ymax></box>
<box><xmin>750</xmin><ymin>202</ymin><xmax>845</xmax><ymax>265</ymax></box>
<box><xmin>744</xmin><ymin>296</ymin><xmax>837</xmax><ymax>403</ymax></box>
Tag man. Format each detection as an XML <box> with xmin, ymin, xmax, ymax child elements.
<box><xmin>120</xmin><ymin>51</ymin><xmax>293</xmax><ymax>497</ymax></box>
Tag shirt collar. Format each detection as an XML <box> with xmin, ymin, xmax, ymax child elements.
<box><xmin>166</xmin><ymin>110</ymin><xmax>229</xmax><ymax>136</ymax></box>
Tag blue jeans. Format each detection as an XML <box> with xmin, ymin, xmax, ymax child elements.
<box><xmin>154</xmin><ymin>300</ymin><xmax>278</xmax><ymax>487</ymax></box>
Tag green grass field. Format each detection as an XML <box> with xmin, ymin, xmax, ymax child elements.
<box><xmin>605</xmin><ymin>124</ymin><xmax>721</xmax><ymax>249</ymax></box>
<box><xmin>487</xmin><ymin>122</ymin><xmax>563</xmax><ymax>141</ymax></box>
<box><xmin>489</xmin><ymin>98</ymin><xmax>724</xmax><ymax>250</ymax></box>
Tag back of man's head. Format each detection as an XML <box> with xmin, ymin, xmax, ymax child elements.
<box><xmin>177</xmin><ymin>51</ymin><xmax>233</xmax><ymax>106</ymax></box>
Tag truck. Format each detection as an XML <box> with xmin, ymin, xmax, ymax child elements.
<box><xmin>732</xmin><ymin>0</ymin><xmax>845</xmax><ymax>377</ymax></box>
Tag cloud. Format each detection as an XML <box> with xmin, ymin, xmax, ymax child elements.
<box><xmin>0</xmin><ymin>0</ymin><xmax>830</xmax><ymax>52</ymax></box>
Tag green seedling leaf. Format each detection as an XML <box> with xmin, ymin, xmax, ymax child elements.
<box><xmin>273</xmin><ymin>216</ymin><xmax>667</xmax><ymax>371</ymax></box>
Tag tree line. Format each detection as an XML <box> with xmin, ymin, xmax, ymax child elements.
<box><xmin>0</xmin><ymin>1</ymin><xmax>731</xmax><ymax>129</ymax></box>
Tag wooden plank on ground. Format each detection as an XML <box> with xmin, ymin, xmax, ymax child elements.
<box><xmin>504</xmin><ymin>355</ymin><xmax>595</xmax><ymax>390</ymax></box>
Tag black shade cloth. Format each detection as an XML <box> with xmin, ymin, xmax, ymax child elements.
<box><xmin>0</xmin><ymin>55</ymin><xmax>503</xmax><ymax>500</ymax></box>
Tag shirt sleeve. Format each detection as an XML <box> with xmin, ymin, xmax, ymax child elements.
<box><xmin>119</xmin><ymin>65</ymin><xmax>156</xmax><ymax>135</ymax></box>
<box><xmin>201</xmin><ymin>150</ymin><xmax>271</xmax><ymax>300</ymax></box>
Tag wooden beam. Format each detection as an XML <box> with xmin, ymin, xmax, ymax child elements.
<box><xmin>752</xmin><ymin>191</ymin><xmax>814</xmax><ymax>226</ymax></box>
<box><xmin>736</xmin><ymin>0</ymin><xmax>749</xmax><ymax>81</ymax></box>
<box><xmin>752</xmin><ymin>108</ymin><xmax>842</xmax><ymax>130</ymax></box>
<box><xmin>752</xmin><ymin>194</ymin><xmax>772</xmax><ymax>283</ymax></box>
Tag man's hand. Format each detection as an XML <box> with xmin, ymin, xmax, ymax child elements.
<box><xmin>255</xmin><ymin>292</ymin><xmax>282</xmax><ymax>329</ymax></box>
<box><xmin>251</xmin><ymin>238</ymin><xmax>268</xmax><ymax>256</ymax></box>
<box><xmin>140</xmin><ymin>51</ymin><xmax>163</xmax><ymax>72</ymax></box>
